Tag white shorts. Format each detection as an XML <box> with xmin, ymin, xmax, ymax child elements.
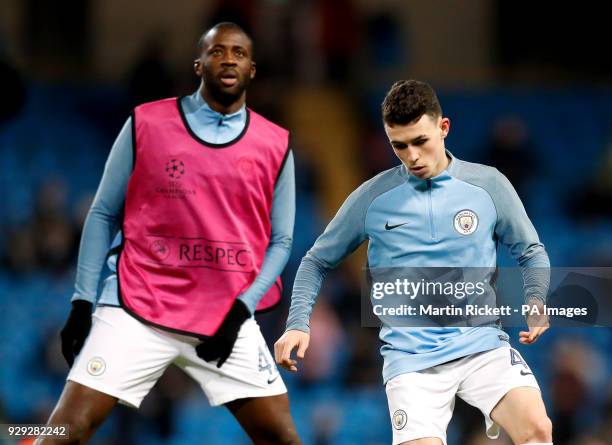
<box><xmin>68</xmin><ymin>306</ymin><xmax>286</xmax><ymax>408</ymax></box>
<box><xmin>386</xmin><ymin>346</ymin><xmax>540</xmax><ymax>445</ymax></box>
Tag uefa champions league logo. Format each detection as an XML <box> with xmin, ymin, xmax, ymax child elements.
<box><xmin>165</xmin><ymin>159</ymin><xmax>185</xmax><ymax>179</ymax></box>
<box><xmin>156</xmin><ymin>158</ymin><xmax>195</xmax><ymax>199</ymax></box>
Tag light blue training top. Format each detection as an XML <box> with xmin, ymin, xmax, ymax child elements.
<box><xmin>286</xmin><ymin>152</ymin><xmax>550</xmax><ymax>383</ymax></box>
<box><xmin>72</xmin><ymin>91</ymin><xmax>295</xmax><ymax>314</ymax></box>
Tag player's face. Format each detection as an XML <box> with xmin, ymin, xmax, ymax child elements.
<box><xmin>384</xmin><ymin>114</ymin><xmax>450</xmax><ymax>179</ymax></box>
<box><xmin>195</xmin><ymin>28</ymin><xmax>256</xmax><ymax>107</ymax></box>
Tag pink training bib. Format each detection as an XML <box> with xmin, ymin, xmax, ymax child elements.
<box><xmin>117</xmin><ymin>97</ymin><xmax>289</xmax><ymax>336</ymax></box>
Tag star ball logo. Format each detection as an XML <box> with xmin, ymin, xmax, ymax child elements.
<box><xmin>156</xmin><ymin>158</ymin><xmax>195</xmax><ymax>199</ymax></box>
<box><xmin>165</xmin><ymin>159</ymin><xmax>185</xmax><ymax>179</ymax></box>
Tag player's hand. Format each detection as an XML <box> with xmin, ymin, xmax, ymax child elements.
<box><xmin>519</xmin><ymin>298</ymin><xmax>549</xmax><ymax>345</ymax></box>
<box><xmin>274</xmin><ymin>330</ymin><xmax>310</xmax><ymax>372</ymax></box>
<box><xmin>196</xmin><ymin>299</ymin><xmax>251</xmax><ymax>368</ymax></box>
<box><xmin>60</xmin><ymin>300</ymin><xmax>93</xmax><ymax>367</ymax></box>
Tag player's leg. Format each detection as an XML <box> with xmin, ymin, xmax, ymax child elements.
<box><xmin>180</xmin><ymin>317</ymin><xmax>300</xmax><ymax>444</ymax></box>
<box><xmin>490</xmin><ymin>387</ymin><xmax>552</xmax><ymax>445</ymax></box>
<box><xmin>226</xmin><ymin>394</ymin><xmax>300</xmax><ymax>445</ymax></box>
<box><xmin>34</xmin><ymin>381</ymin><xmax>117</xmax><ymax>445</ymax></box>
<box><xmin>385</xmin><ymin>365</ymin><xmax>458</xmax><ymax>445</ymax></box>
<box><xmin>37</xmin><ymin>306</ymin><xmax>178</xmax><ymax>444</ymax></box>
<box><xmin>457</xmin><ymin>346</ymin><xmax>552</xmax><ymax>445</ymax></box>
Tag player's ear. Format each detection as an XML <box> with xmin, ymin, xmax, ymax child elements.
<box><xmin>440</xmin><ymin>117</ymin><xmax>450</xmax><ymax>139</ymax></box>
<box><xmin>250</xmin><ymin>61</ymin><xmax>256</xmax><ymax>80</ymax></box>
<box><xmin>194</xmin><ymin>58</ymin><xmax>202</xmax><ymax>76</ymax></box>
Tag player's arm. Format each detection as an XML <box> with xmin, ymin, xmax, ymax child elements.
<box><xmin>275</xmin><ymin>184</ymin><xmax>369</xmax><ymax>371</ymax></box>
<box><xmin>196</xmin><ymin>151</ymin><xmax>295</xmax><ymax>368</ymax></box>
<box><xmin>237</xmin><ymin>150</ymin><xmax>295</xmax><ymax>313</ymax></box>
<box><xmin>61</xmin><ymin>117</ymin><xmax>132</xmax><ymax>366</ymax></box>
<box><xmin>492</xmin><ymin>169</ymin><xmax>551</xmax><ymax>344</ymax></box>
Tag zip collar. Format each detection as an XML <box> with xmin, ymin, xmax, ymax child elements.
<box><xmin>399</xmin><ymin>149</ymin><xmax>458</xmax><ymax>186</ymax></box>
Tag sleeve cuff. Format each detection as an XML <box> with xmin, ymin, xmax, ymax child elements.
<box><xmin>285</xmin><ymin>323</ymin><xmax>310</xmax><ymax>334</ymax></box>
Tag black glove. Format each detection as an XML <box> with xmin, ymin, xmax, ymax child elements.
<box><xmin>196</xmin><ymin>299</ymin><xmax>251</xmax><ymax>368</ymax></box>
<box><xmin>60</xmin><ymin>300</ymin><xmax>93</xmax><ymax>367</ymax></box>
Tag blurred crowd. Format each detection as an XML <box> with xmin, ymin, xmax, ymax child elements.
<box><xmin>1</xmin><ymin>1</ymin><xmax>611</xmax><ymax>444</ymax></box>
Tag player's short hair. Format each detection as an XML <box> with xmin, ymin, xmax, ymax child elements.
<box><xmin>382</xmin><ymin>80</ymin><xmax>442</xmax><ymax>126</ymax></box>
<box><xmin>197</xmin><ymin>22</ymin><xmax>254</xmax><ymax>55</ymax></box>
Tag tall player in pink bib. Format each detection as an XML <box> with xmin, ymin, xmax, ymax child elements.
<box><xmin>36</xmin><ymin>23</ymin><xmax>301</xmax><ymax>444</ymax></box>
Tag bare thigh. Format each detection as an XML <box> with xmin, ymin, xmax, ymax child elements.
<box><xmin>34</xmin><ymin>381</ymin><xmax>117</xmax><ymax>445</ymax></box>
<box><xmin>226</xmin><ymin>393</ymin><xmax>300</xmax><ymax>445</ymax></box>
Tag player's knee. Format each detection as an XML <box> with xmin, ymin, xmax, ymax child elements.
<box><xmin>272</xmin><ymin>425</ymin><xmax>300</xmax><ymax>445</ymax></box>
<box><xmin>262</xmin><ymin>423</ymin><xmax>300</xmax><ymax>445</ymax></box>
<box><xmin>520</xmin><ymin>414</ymin><xmax>553</xmax><ymax>443</ymax></box>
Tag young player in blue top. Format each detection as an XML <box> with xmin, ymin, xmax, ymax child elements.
<box><xmin>275</xmin><ymin>80</ymin><xmax>553</xmax><ymax>445</ymax></box>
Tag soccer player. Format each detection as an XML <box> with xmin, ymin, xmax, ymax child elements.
<box><xmin>275</xmin><ymin>80</ymin><xmax>553</xmax><ymax>445</ymax></box>
<box><xmin>36</xmin><ymin>23</ymin><xmax>300</xmax><ymax>445</ymax></box>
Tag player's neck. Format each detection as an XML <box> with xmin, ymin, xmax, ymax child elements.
<box><xmin>430</xmin><ymin>151</ymin><xmax>450</xmax><ymax>177</ymax></box>
<box><xmin>200</xmin><ymin>88</ymin><xmax>246</xmax><ymax>115</ymax></box>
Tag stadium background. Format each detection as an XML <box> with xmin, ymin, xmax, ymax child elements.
<box><xmin>0</xmin><ymin>1</ymin><xmax>611</xmax><ymax>444</ymax></box>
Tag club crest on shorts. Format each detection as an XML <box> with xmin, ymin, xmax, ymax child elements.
<box><xmin>392</xmin><ymin>409</ymin><xmax>407</xmax><ymax>430</ymax></box>
<box><xmin>454</xmin><ymin>209</ymin><xmax>478</xmax><ymax>235</ymax></box>
<box><xmin>87</xmin><ymin>357</ymin><xmax>106</xmax><ymax>376</ymax></box>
